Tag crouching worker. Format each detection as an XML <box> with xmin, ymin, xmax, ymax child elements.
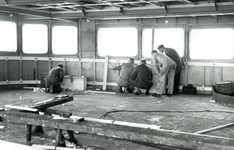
<box><xmin>45</xmin><ymin>63</ymin><xmax>64</xmax><ymax>93</ymax></box>
<box><xmin>128</xmin><ymin>58</ymin><xmax>153</xmax><ymax>95</ymax></box>
<box><xmin>110</xmin><ymin>57</ymin><xmax>135</xmax><ymax>93</ymax></box>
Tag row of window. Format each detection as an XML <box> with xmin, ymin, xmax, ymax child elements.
<box><xmin>0</xmin><ymin>21</ymin><xmax>233</xmax><ymax>59</ymax></box>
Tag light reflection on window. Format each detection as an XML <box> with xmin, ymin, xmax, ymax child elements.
<box><xmin>52</xmin><ymin>26</ymin><xmax>77</xmax><ymax>55</ymax></box>
<box><xmin>190</xmin><ymin>28</ymin><xmax>233</xmax><ymax>59</ymax></box>
<box><xmin>98</xmin><ymin>27</ymin><xmax>138</xmax><ymax>57</ymax></box>
<box><xmin>22</xmin><ymin>24</ymin><xmax>48</xmax><ymax>54</ymax></box>
<box><xmin>0</xmin><ymin>21</ymin><xmax>17</xmax><ymax>52</ymax></box>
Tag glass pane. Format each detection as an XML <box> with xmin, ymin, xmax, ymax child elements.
<box><xmin>22</xmin><ymin>24</ymin><xmax>48</xmax><ymax>54</ymax></box>
<box><xmin>52</xmin><ymin>26</ymin><xmax>77</xmax><ymax>55</ymax></box>
<box><xmin>0</xmin><ymin>21</ymin><xmax>17</xmax><ymax>52</ymax></box>
<box><xmin>153</xmin><ymin>28</ymin><xmax>184</xmax><ymax>57</ymax></box>
<box><xmin>98</xmin><ymin>27</ymin><xmax>138</xmax><ymax>57</ymax></box>
<box><xmin>190</xmin><ymin>28</ymin><xmax>233</xmax><ymax>59</ymax></box>
<box><xmin>142</xmin><ymin>29</ymin><xmax>152</xmax><ymax>58</ymax></box>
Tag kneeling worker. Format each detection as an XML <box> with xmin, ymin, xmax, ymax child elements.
<box><xmin>45</xmin><ymin>63</ymin><xmax>64</xmax><ymax>93</ymax></box>
<box><xmin>128</xmin><ymin>58</ymin><xmax>153</xmax><ymax>95</ymax></box>
<box><xmin>110</xmin><ymin>57</ymin><xmax>135</xmax><ymax>93</ymax></box>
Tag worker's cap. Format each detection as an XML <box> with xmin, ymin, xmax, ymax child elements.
<box><xmin>58</xmin><ymin>63</ymin><xmax>63</xmax><ymax>68</ymax></box>
<box><xmin>140</xmin><ymin>58</ymin><xmax>147</xmax><ymax>63</ymax></box>
<box><xmin>157</xmin><ymin>44</ymin><xmax>164</xmax><ymax>50</ymax></box>
<box><xmin>129</xmin><ymin>57</ymin><xmax>134</xmax><ymax>62</ymax></box>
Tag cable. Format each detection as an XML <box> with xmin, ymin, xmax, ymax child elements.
<box><xmin>100</xmin><ymin>109</ymin><xmax>234</xmax><ymax>119</ymax></box>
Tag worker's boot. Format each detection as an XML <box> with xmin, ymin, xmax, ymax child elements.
<box><xmin>117</xmin><ymin>86</ymin><xmax>123</xmax><ymax>93</ymax></box>
<box><xmin>126</xmin><ymin>87</ymin><xmax>133</xmax><ymax>93</ymax></box>
<box><xmin>145</xmin><ymin>89</ymin><xmax>150</xmax><ymax>95</ymax></box>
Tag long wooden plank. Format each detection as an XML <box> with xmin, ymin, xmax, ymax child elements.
<box><xmin>32</xmin><ymin>144</ymin><xmax>84</xmax><ymax>150</ymax></box>
<box><xmin>0</xmin><ymin>140</ymin><xmax>44</xmax><ymax>150</ymax></box>
<box><xmin>194</xmin><ymin>122</ymin><xmax>234</xmax><ymax>134</ymax></box>
<box><xmin>5</xmin><ymin>105</ymin><xmax>38</xmax><ymax>112</ymax></box>
<box><xmin>1</xmin><ymin>111</ymin><xmax>234</xmax><ymax>150</ymax></box>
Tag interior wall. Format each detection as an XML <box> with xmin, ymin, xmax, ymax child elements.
<box><xmin>0</xmin><ymin>16</ymin><xmax>234</xmax><ymax>93</ymax></box>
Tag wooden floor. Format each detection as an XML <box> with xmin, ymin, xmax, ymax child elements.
<box><xmin>0</xmin><ymin>88</ymin><xmax>234</xmax><ymax>150</ymax></box>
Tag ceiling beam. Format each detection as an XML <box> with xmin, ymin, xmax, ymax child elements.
<box><xmin>82</xmin><ymin>9</ymin><xmax>86</xmax><ymax>16</ymax></box>
<box><xmin>0</xmin><ymin>6</ymin><xmax>51</xmax><ymax>17</ymax></box>
<box><xmin>0</xmin><ymin>0</ymin><xmax>84</xmax><ymax>5</ymax></box>
<box><xmin>140</xmin><ymin>0</ymin><xmax>163</xmax><ymax>7</ymax></box>
<box><xmin>178</xmin><ymin>0</ymin><xmax>198</xmax><ymax>5</ymax></box>
<box><xmin>163</xmin><ymin>5</ymin><xmax>167</xmax><ymax>13</ymax></box>
<box><xmin>209</xmin><ymin>0</ymin><xmax>217</xmax><ymax>11</ymax></box>
<box><xmin>119</xmin><ymin>7</ymin><xmax>124</xmax><ymax>15</ymax></box>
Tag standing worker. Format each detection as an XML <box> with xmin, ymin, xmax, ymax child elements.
<box><xmin>157</xmin><ymin>44</ymin><xmax>185</xmax><ymax>95</ymax></box>
<box><xmin>151</xmin><ymin>50</ymin><xmax>176</xmax><ymax>97</ymax></box>
<box><xmin>45</xmin><ymin>63</ymin><xmax>64</xmax><ymax>93</ymax></box>
<box><xmin>128</xmin><ymin>58</ymin><xmax>153</xmax><ymax>95</ymax></box>
<box><xmin>110</xmin><ymin>57</ymin><xmax>135</xmax><ymax>93</ymax></box>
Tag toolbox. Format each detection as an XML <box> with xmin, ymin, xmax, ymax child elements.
<box><xmin>61</xmin><ymin>75</ymin><xmax>87</xmax><ymax>91</ymax></box>
<box><xmin>215</xmin><ymin>81</ymin><xmax>232</xmax><ymax>95</ymax></box>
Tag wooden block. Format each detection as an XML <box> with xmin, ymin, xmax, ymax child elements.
<box><xmin>61</xmin><ymin>76</ymin><xmax>87</xmax><ymax>91</ymax></box>
<box><xmin>215</xmin><ymin>81</ymin><xmax>232</xmax><ymax>94</ymax></box>
<box><xmin>42</xmin><ymin>109</ymin><xmax>72</xmax><ymax>118</ymax></box>
<box><xmin>33</xmin><ymin>95</ymin><xmax>73</xmax><ymax>110</ymax></box>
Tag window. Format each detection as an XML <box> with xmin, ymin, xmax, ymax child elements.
<box><xmin>0</xmin><ymin>21</ymin><xmax>17</xmax><ymax>52</ymax></box>
<box><xmin>189</xmin><ymin>28</ymin><xmax>234</xmax><ymax>59</ymax></box>
<box><xmin>97</xmin><ymin>27</ymin><xmax>138</xmax><ymax>57</ymax></box>
<box><xmin>142</xmin><ymin>28</ymin><xmax>184</xmax><ymax>58</ymax></box>
<box><xmin>142</xmin><ymin>29</ymin><xmax>152</xmax><ymax>58</ymax></box>
<box><xmin>52</xmin><ymin>26</ymin><xmax>77</xmax><ymax>55</ymax></box>
<box><xmin>22</xmin><ymin>24</ymin><xmax>48</xmax><ymax>54</ymax></box>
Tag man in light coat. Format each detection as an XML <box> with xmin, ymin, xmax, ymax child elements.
<box><xmin>151</xmin><ymin>50</ymin><xmax>176</xmax><ymax>97</ymax></box>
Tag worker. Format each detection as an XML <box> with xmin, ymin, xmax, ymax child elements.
<box><xmin>110</xmin><ymin>57</ymin><xmax>135</xmax><ymax>93</ymax></box>
<box><xmin>157</xmin><ymin>44</ymin><xmax>185</xmax><ymax>95</ymax></box>
<box><xmin>128</xmin><ymin>58</ymin><xmax>153</xmax><ymax>95</ymax></box>
<box><xmin>151</xmin><ymin>50</ymin><xmax>176</xmax><ymax>97</ymax></box>
<box><xmin>45</xmin><ymin>63</ymin><xmax>64</xmax><ymax>93</ymax></box>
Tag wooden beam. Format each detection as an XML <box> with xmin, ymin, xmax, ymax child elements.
<box><xmin>102</xmin><ymin>56</ymin><xmax>109</xmax><ymax>90</ymax></box>
<box><xmin>1</xmin><ymin>111</ymin><xmax>234</xmax><ymax>150</ymax></box>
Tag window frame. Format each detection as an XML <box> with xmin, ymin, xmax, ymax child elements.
<box><xmin>188</xmin><ymin>25</ymin><xmax>234</xmax><ymax>62</ymax></box>
<box><xmin>142</xmin><ymin>25</ymin><xmax>185</xmax><ymax>59</ymax></box>
<box><xmin>21</xmin><ymin>21</ymin><xmax>49</xmax><ymax>57</ymax></box>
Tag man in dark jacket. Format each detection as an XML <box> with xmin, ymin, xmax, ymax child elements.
<box><xmin>128</xmin><ymin>58</ymin><xmax>153</xmax><ymax>95</ymax></box>
<box><xmin>110</xmin><ymin>57</ymin><xmax>135</xmax><ymax>93</ymax></box>
<box><xmin>157</xmin><ymin>44</ymin><xmax>185</xmax><ymax>95</ymax></box>
<box><xmin>45</xmin><ymin>63</ymin><xmax>64</xmax><ymax>93</ymax></box>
